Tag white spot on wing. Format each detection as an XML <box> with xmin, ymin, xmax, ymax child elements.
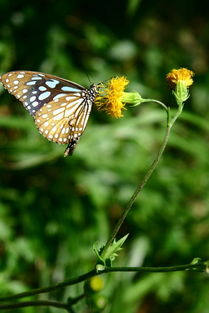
<box><xmin>46</xmin><ymin>79</ymin><xmax>59</xmax><ymax>88</ymax></box>
<box><xmin>39</xmin><ymin>91</ymin><xmax>51</xmax><ymax>100</ymax></box>
<box><xmin>30</xmin><ymin>96</ymin><xmax>36</xmax><ymax>102</ymax></box>
<box><xmin>39</xmin><ymin>86</ymin><xmax>46</xmax><ymax>91</ymax></box>
<box><xmin>27</xmin><ymin>81</ymin><xmax>36</xmax><ymax>85</ymax></box>
<box><xmin>53</xmin><ymin>93</ymin><xmax>66</xmax><ymax>100</ymax></box>
<box><xmin>61</xmin><ymin>86</ymin><xmax>80</xmax><ymax>92</ymax></box>
<box><xmin>32</xmin><ymin>76</ymin><xmax>42</xmax><ymax>80</ymax></box>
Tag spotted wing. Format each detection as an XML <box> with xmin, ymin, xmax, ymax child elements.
<box><xmin>35</xmin><ymin>93</ymin><xmax>92</xmax><ymax>155</ymax></box>
<box><xmin>0</xmin><ymin>70</ymin><xmax>85</xmax><ymax>116</ymax></box>
<box><xmin>0</xmin><ymin>70</ymin><xmax>93</xmax><ymax>155</ymax></box>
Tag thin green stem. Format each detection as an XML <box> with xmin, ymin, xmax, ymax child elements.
<box><xmin>107</xmin><ymin>262</ymin><xmax>206</xmax><ymax>273</ymax></box>
<box><xmin>142</xmin><ymin>98</ymin><xmax>169</xmax><ymax>111</ymax></box>
<box><xmin>102</xmin><ymin>106</ymin><xmax>171</xmax><ymax>257</ymax></box>
<box><xmin>102</xmin><ymin>100</ymin><xmax>184</xmax><ymax>257</ymax></box>
<box><xmin>0</xmin><ymin>300</ymin><xmax>70</xmax><ymax>311</ymax></box>
<box><xmin>0</xmin><ymin>269</ymin><xmax>96</xmax><ymax>302</ymax></box>
<box><xmin>68</xmin><ymin>294</ymin><xmax>85</xmax><ymax>305</ymax></box>
<box><xmin>0</xmin><ymin>260</ymin><xmax>206</xmax><ymax>308</ymax></box>
<box><xmin>169</xmin><ymin>103</ymin><xmax>183</xmax><ymax>128</ymax></box>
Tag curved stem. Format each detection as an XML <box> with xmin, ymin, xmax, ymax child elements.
<box><xmin>0</xmin><ymin>269</ymin><xmax>96</xmax><ymax>302</ymax></box>
<box><xmin>102</xmin><ymin>107</ymin><xmax>171</xmax><ymax>257</ymax></box>
<box><xmin>0</xmin><ymin>260</ymin><xmax>206</xmax><ymax>308</ymax></box>
<box><xmin>142</xmin><ymin>98</ymin><xmax>168</xmax><ymax>111</ymax></box>
<box><xmin>0</xmin><ymin>300</ymin><xmax>70</xmax><ymax>311</ymax></box>
<box><xmin>68</xmin><ymin>294</ymin><xmax>85</xmax><ymax>305</ymax></box>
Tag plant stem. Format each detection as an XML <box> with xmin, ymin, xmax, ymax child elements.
<box><xmin>102</xmin><ymin>109</ymin><xmax>170</xmax><ymax>256</ymax></box>
<box><xmin>68</xmin><ymin>294</ymin><xmax>85</xmax><ymax>305</ymax></box>
<box><xmin>0</xmin><ymin>269</ymin><xmax>96</xmax><ymax>302</ymax></box>
<box><xmin>0</xmin><ymin>260</ymin><xmax>206</xmax><ymax>308</ymax></box>
<box><xmin>0</xmin><ymin>300</ymin><xmax>70</xmax><ymax>311</ymax></box>
<box><xmin>107</xmin><ymin>262</ymin><xmax>205</xmax><ymax>273</ymax></box>
<box><xmin>102</xmin><ymin>102</ymin><xmax>183</xmax><ymax>256</ymax></box>
<box><xmin>142</xmin><ymin>99</ymin><xmax>169</xmax><ymax>111</ymax></box>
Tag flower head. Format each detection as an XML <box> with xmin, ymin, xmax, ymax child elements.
<box><xmin>95</xmin><ymin>76</ymin><xmax>129</xmax><ymax>118</ymax></box>
<box><xmin>166</xmin><ymin>68</ymin><xmax>194</xmax><ymax>88</ymax></box>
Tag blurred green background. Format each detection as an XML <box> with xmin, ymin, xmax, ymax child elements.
<box><xmin>0</xmin><ymin>0</ymin><xmax>209</xmax><ymax>312</ymax></box>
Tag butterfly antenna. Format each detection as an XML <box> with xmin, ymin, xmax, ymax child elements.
<box><xmin>86</xmin><ymin>73</ymin><xmax>92</xmax><ymax>85</ymax></box>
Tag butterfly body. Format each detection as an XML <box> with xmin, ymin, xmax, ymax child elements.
<box><xmin>0</xmin><ymin>71</ymin><xmax>98</xmax><ymax>156</ymax></box>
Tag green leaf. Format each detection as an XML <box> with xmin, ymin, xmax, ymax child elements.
<box><xmin>94</xmin><ymin>234</ymin><xmax>129</xmax><ymax>267</ymax></box>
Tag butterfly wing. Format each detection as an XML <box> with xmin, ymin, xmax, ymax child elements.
<box><xmin>0</xmin><ymin>71</ymin><xmax>85</xmax><ymax>116</ymax></box>
<box><xmin>35</xmin><ymin>93</ymin><xmax>92</xmax><ymax>155</ymax></box>
<box><xmin>0</xmin><ymin>71</ymin><xmax>94</xmax><ymax>155</ymax></box>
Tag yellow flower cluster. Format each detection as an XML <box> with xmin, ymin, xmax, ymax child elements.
<box><xmin>95</xmin><ymin>76</ymin><xmax>129</xmax><ymax>118</ymax></box>
<box><xmin>166</xmin><ymin>68</ymin><xmax>194</xmax><ymax>88</ymax></box>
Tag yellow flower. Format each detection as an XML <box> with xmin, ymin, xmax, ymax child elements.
<box><xmin>89</xmin><ymin>276</ymin><xmax>104</xmax><ymax>292</ymax></box>
<box><xmin>166</xmin><ymin>68</ymin><xmax>194</xmax><ymax>88</ymax></box>
<box><xmin>95</xmin><ymin>76</ymin><xmax>129</xmax><ymax>118</ymax></box>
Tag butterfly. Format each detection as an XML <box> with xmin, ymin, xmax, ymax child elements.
<box><xmin>0</xmin><ymin>71</ymin><xmax>98</xmax><ymax>156</ymax></box>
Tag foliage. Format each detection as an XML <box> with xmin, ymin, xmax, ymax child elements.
<box><xmin>0</xmin><ymin>0</ymin><xmax>209</xmax><ymax>312</ymax></box>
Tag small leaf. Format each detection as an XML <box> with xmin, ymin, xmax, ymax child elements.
<box><xmin>93</xmin><ymin>234</ymin><xmax>129</xmax><ymax>266</ymax></box>
<box><xmin>102</xmin><ymin>234</ymin><xmax>129</xmax><ymax>264</ymax></box>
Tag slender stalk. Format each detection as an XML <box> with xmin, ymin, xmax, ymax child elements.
<box><xmin>102</xmin><ymin>108</ymin><xmax>171</xmax><ymax>256</ymax></box>
<box><xmin>107</xmin><ymin>262</ymin><xmax>205</xmax><ymax>273</ymax></box>
<box><xmin>0</xmin><ymin>258</ymin><xmax>206</xmax><ymax>305</ymax></box>
<box><xmin>68</xmin><ymin>294</ymin><xmax>85</xmax><ymax>305</ymax></box>
<box><xmin>142</xmin><ymin>99</ymin><xmax>169</xmax><ymax>111</ymax></box>
<box><xmin>0</xmin><ymin>269</ymin><xmax>96</xmax><ymax>302</ymax></box>
<box><xmin>102</xmin><ymin>102</ymin><xmax>183</xmax><ymax>257</ymax></box>
<box><xmin>0</xmin><ymin>261</ymin><xmax>206</xmax><ymax>309</ymax></box>
<box><xmin>0</xmin><ymin>300</ymin><xmax>70</xmax><ymax>311</ymax></box>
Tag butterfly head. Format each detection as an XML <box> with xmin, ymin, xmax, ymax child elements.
<box><xmin>90</xmin><ymin>83</ymin><xmax>98</xmax><ymax>94</ymax></box>
<box><xmin>87</xmin><ymin>83</ymin><xmax>99</xmax><ymax>102</ymax></box>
